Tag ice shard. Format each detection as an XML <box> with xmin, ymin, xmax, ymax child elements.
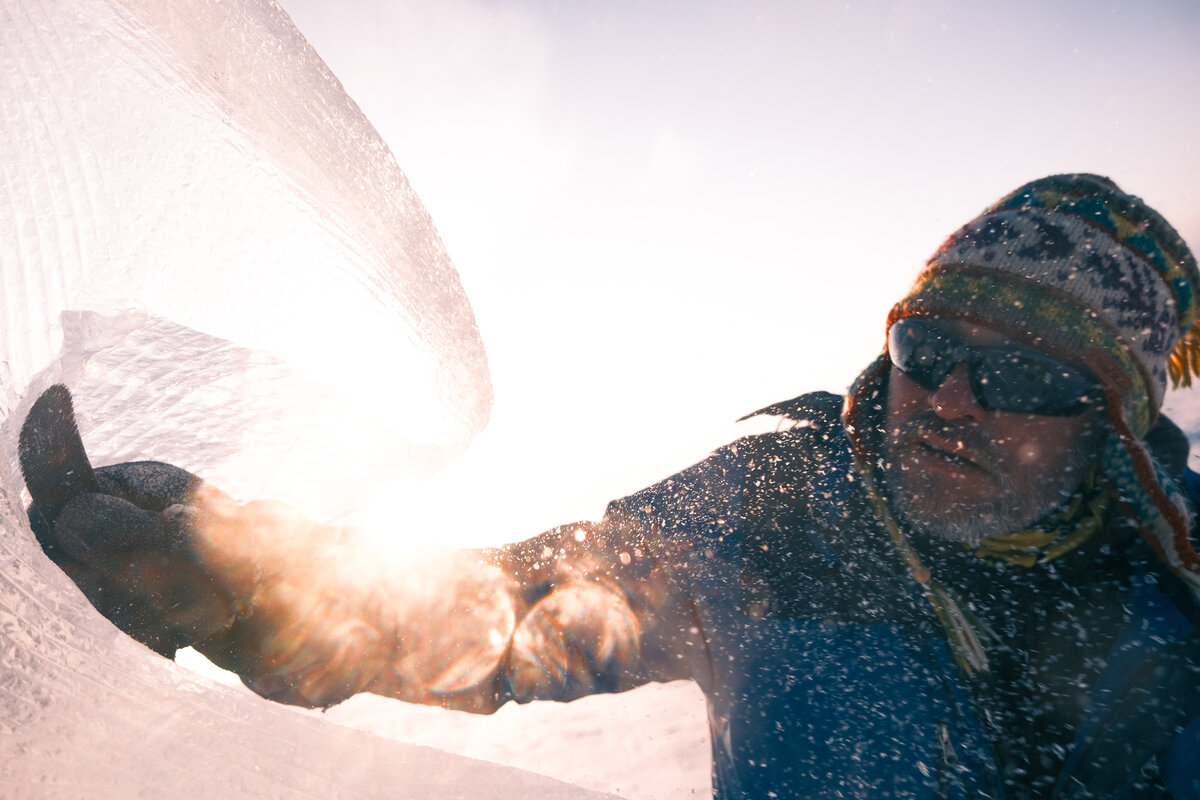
<box><xmin>0</xmin><ymin>0</ymin><xmax>607</xmax><ymax>795</ymax></box>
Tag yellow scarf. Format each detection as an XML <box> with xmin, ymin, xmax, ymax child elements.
<box><xmin>973</xmin><ymin>468</ymin><xmax>1110</xmax><ymax>567</ymax></box>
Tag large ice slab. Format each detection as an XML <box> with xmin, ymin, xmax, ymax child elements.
<box><xmin>0</xmin><ymin>0</ymin><xmax>624</xmax><ymax>796</ymax></box>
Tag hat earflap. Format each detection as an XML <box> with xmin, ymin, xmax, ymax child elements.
<box><xmin>1102</xmin><ymin>421</ymin><xmax>1200</xmax><ymax>601</ymax></box>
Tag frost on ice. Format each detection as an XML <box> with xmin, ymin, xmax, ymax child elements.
<box><xmin>0</xmin><ymin>0</ymin><xmax>607</xmax><ymax>796</ymax></box>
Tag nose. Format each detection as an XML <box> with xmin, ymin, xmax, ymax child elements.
<box><xmin>928</xmin><ymin>362</ymin><xmax>986</xmax><ymax>421</ymax></box>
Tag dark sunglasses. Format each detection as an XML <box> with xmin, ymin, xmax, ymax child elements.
<box><xmin>887</xmin><ymin>319</ymin><xmax>1101</xmax><ymax>417</ymax></box>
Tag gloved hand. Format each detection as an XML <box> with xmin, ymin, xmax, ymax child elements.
<box><xmin>18</xmin><ymin>384</ymin><xmax>395</xmax><ymax>708</ymax></box>
<box><xmin>19</xmin><ymin>384</ymin><xmax>239</xmax><ymax>658</ymax></box>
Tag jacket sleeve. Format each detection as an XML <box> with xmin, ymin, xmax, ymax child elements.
<box><xmin>19</xmin><ymin>382</ymin><xmax>710</xmax><ymax>712</ymax></box>
<box><xmin>186</xmin><ymin>396</ymin><xmax>840</xmax><ymax>711</ymax></box>
<box><xmin>183</xmin><ymin>481</ymin><xmax>703</xmax><ymax>712</ymax></box>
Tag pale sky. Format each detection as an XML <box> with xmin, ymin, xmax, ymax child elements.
<box><xmin>276</xmin><ymin>0</ymin><xmax>1200</xmax><ymax>543</ymax></box>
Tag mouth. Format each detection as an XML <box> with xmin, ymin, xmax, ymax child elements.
<box><xmin>917</xmin><ymin>441</ymin><xmax>979</xmax><ymax>468</ymax></box>
<box><xmin>905</xmin><ymin>434</ymin><xmax>991</xmax><ymax>476</ymax></box>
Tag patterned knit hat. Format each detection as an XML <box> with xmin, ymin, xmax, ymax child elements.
<box><xmin>883</xmin><ymin>173</ymin><xmax>1200</xmax><ymax>598</ymax></box>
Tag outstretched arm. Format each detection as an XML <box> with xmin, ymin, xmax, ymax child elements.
<box><xmin>18</xmin><ymin>385</ymin><xmax>697</xmax><ymax>711</ymax></box>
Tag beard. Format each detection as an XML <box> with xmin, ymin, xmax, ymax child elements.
<box><xmin>881</xmin><ymin>408</ymin><xmax>1098</xmax><ymax>546</ymax></box>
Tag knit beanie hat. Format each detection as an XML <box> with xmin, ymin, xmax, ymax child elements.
<box><xmin>881</xmin><ymin>173</ymin><xmax>1200</xmax><ymax>598</ymax></box>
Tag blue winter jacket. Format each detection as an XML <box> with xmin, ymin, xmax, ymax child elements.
<box><xmin>576</xmin><ymin>391</ymin><xmax>1200</xmax><ymax>799</ymax></box>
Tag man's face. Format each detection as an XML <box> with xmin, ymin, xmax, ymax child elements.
<box><xmin>882</xmin><ymin>319</ymin><xmax>1103</xmax><ymax>544</ymax></box>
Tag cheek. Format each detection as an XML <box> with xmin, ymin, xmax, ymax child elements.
<box><xmin>886</xmin><ymin>369</ymin><xmax>927</xmax><ymax>422</ymax></box>
<box><xmin>1014</xmin><ymin>439</ymin><xmax>1048</xmax><ymax>465</ymax></box>
<box><xmin>1005</xmin><ymin>418</ymin><xmax>1096</xmax><ymax>470</ymax></box>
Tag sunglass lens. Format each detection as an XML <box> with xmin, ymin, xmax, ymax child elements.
<box><xmin>888</xmin><ymin>320</ymin><xmax>955</xmax><ymax>390</ymax></box>
<box><xmin>972</xmin><ymin>351</ymin><xmax>1098</xmax><ymax>416</ymax></box>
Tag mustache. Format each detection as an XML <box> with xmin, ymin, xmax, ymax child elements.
<box><xmin>888</xmin><ymin>409</ymin><xmax>998</xmax><ymax>469</ymax></box>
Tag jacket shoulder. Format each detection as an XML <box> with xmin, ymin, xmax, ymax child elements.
<box><xmin>737</xmin><ymin>391</ymin><xmax>844</xmax><ymax>429</ymax></box>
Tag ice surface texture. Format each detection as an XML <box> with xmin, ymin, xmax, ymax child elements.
<box><xmin>0</xmin><ymin>0</ymin><xmax>619</xmax><ymax>796</ymax></box>
<box><xmin>0</xmin><ymin>0</ymin><xmax>491</xmax><ymax>443</ymax></box>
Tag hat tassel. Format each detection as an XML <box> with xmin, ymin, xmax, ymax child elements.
<box><xmin>1168</xmin><ymin>325</ymin><xmax>1200</xmax><ymax>389</ymax></box>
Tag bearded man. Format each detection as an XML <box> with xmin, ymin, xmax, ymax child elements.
<box><xmin>20</xmin><ymin>174</ymin><xmax>1200</xmax><ymax>798</ymax></box>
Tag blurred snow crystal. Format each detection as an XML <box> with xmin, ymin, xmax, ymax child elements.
<box><xmin>0</xmin><ymin>0</ymin><xmax>611</xmax><ymax>796</ymax></box>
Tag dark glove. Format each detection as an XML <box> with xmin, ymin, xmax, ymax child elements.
<box><xmin>19</xmin><ymin>384</ymin><xmax>238</xmax><ymax>657</ymax></box>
